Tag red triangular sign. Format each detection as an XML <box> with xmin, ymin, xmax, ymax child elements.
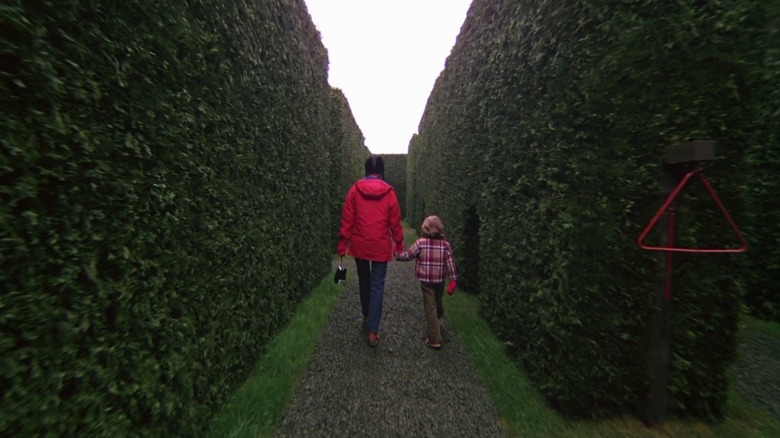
<box><xmin>637</xmin><ymin>169</ymin><xmax>747</xmax><ymax>253</ymax></box>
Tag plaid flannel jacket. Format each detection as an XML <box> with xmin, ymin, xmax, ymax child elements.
<box><xmin>396</xmin><ymin>236</ymin><xmax>458</xmax><ymax>284</ymax></box>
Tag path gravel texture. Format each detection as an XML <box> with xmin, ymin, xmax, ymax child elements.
<box><xmin>732</xmin><ymin>327</ymin><xmax>780</xmax><ymax>420</ymax></box>
<box><xmin>274</xmin><ymin>256</ymin><xmax>780</xmax><ymax>437</ymax></box>
<box><xmin>275</xmin><ymin>259</ymin><xmax>510</xmax><ymax>438</ymax></box>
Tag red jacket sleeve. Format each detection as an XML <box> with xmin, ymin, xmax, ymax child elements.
<box><xmin>338</xmin><ymin>184</ymin><xmax>357</xmax><ymax>242</ymax></box>
<box><xmin>388</xmin><ymin>190</ymin><xmax>403</xmax><ymax>247</ymax></box>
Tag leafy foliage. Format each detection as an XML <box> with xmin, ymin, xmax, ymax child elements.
<box><xmin>742</xmin><ymin>1</ymin><xmax>780</xmax><ymax>322</ymax></box>
<box><xmin>1</xmin><ymin>0</ymin><xmax>366</xmax><ymax>435</ymax></box>
<box><xmin>326</xmin><ymin>88</ymin><xmax>372</xmax><ymax>247</ymax></box>
<box><xmin>408</xmin><ymin>0</ymin><xmax>771</xmax><ymax>420</ymax></box>
<box><xmin>382</xmin><ymin>154</ymin><xmax>407</xmax><ymax>219</ymax></box>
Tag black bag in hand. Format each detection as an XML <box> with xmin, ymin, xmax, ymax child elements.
<box><xmin>334</xmin><ymin>257</ymin><xmax>347</xmax><ymax>284</ymax></box>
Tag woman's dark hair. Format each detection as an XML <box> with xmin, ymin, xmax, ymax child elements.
<box><xmin>364</xmin><ymin>155</ymin><xmax>384</xmax><ymax>177</ymax></box>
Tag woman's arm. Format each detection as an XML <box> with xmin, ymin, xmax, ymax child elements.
<box><xmin>395</xmin><ymin>240</ymin><xmax>421</xmax><ymax>261</ymax></box>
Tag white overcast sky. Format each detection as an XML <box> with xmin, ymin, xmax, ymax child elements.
<box><xmin>303</xmin><ymin>0</ymin><xmax>473</xmax><ymax>155</ymax></box>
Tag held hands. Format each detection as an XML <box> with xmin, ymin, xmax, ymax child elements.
<box><xmin>447</xmin><ymin>280</ymin><xmax>457</xmax><ymax>295</ymax></box>
<box><xmin>338</xmin><ymin>240</ymin><xmax>346</xmax><ymax>257</ymax></box>
<box><xmin>394</xmin><ymin>241</ymin><xmax>404</xmax><ymax>255</ymax></box>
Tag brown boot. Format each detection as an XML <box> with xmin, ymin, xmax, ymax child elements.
<box><xmin>368</xmin><ymin>332</ymin><xmax>380</xmax><ymax>347</ymax></box>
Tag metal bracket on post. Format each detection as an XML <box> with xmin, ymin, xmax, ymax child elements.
<box><xmin>638</xmin><ymin>140</ymin><xmax>747</xmax><ymax>254</ymax></box>
<box><xmin>637</xmin><ymin>168</ymin><xmax>748</xmax><ymax>253</ymax></box>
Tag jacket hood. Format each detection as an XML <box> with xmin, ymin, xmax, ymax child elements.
<box><xmin>356</xmin><ymin>177</ymin><xmax>393</xmax><ymax>199</ymax></box>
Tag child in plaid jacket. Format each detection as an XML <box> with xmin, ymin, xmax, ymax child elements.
<box><xmin>395</xmin><ymin>215</ymin><xmax>458</xmax><ymax>349</ymax></box>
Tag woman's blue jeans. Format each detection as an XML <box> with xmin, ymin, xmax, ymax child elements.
<box><xmin>355</xmin><ymin>258</ymin><xmax>388</xmax><ymax>333</ymax></box>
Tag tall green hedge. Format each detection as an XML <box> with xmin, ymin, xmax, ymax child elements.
<box><xmin>409</xmin><ymin>0</ymin><xmax>769</xmax><ymax>419</ymax></box>
<box><xmin>742</xmin><ymin>1</ymin><xmax>780</xmax><ymax>322</ymax></box>
<box><xmin>1</xmin><ymin>0</ymin><xmax>366</xmax><ymax>435</ymax></box>
<box><xmin>327</xmin><ymin>88</ymin><xmax>372</xmax><ymax>246</ymax></box>
<box><xmin>382</xmin><ymin>154</ymin><xmax>407</xmax><ymax>219</ymax></box>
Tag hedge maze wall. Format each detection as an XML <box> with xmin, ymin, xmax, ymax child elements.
<box><xmin>1</xmin><ymin>0</ymin><xmax>367</xmax><ymax>435</ymax></box>
<box><xmin>382</xmin><ymin>154</ymin><xmax>407</xmax><ymax>219</ymax></box>
<box><xmin>742</xmin><ymin>1</ymin><xmax>780</xmax><ymax>322</ymax></box>
<box><xmin>408</xmin><ymin>0</ymin><xmax>775</xmax><ymax>419</ymax></box>
<box><xmin>327</xmin><ymin>88</ymin><xmax>372</xmax><ymax>247</ymax></box>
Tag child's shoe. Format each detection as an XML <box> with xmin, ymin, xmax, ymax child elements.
<box><xmin>425</xmin><ymin>338</ymin><xmax>442</xmax><ymax>349</ymax></box>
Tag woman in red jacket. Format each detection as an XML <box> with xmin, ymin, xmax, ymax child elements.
<box><xmin>338</xmin><ymin>155</ymin><xmax>404</xmax><ymax>347</ymax></box>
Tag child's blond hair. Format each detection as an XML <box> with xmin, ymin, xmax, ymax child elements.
<box><xmin>422</xmin><ymin>215</ymin><xmax>445</xmax><ymax>238</ymax></box>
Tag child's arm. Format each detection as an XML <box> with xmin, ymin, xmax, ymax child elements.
<box><xmin>444</xmin><ymin>241</ymin><xmax>458</xmax><ymax>281</ymax></box>
<box><xmin>445</xmin><ymin>241</ymin><xmax>459</xmax><ymax>294</ymax></box>
<box><xmin>394</xmin><ymin>240</ymin><xmax>421</xmax><ymax>261</ymax></box>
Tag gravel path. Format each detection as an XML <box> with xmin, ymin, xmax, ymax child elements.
<box><xmin>275</xmin><ymin>259</ymin><xmax>510</xmax><ymax>438</ymax></box>
<box><xmin>274</xmin><ymin>257</ymin><xmax>779</xmax><ymax>436</ymax></box>
<box><xmin>731</xmin><ymin>327</ymin><xmax>780</xmax><ymax>420</ymax></box>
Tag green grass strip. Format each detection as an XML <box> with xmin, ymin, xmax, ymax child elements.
<box><xmin>445</xmin><ymin>289</ymin><xmax>574</xmax><ymax>437</ymax></box>
<box><xmin>446</xmin><ymin>289</ymin><xmax>780</xmax><ymax>437</ymax></box>
<box><xmin>206</xmin><ymin>267</ymin><xmax>343</xmax><ymax>438</ymax></box>
<box><xmin>741</xmin><ymin>313</ymin><xmax>780</xmax><ymax>337</ymax></box>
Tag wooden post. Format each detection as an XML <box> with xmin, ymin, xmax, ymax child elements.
<box><xmin>643</xmin><ymin>140</ymin><xmax>716</xmax><ymax>426</ymax></box>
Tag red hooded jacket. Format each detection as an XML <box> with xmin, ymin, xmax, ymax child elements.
<box><xmin>339</xmin><ymin>175</ymin><xmax>404</xmax><ymax>262</ymax></box>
